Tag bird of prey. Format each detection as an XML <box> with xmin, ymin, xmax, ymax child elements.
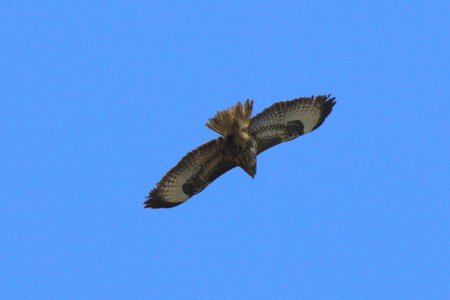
<box><xmin>145</xmin><ymin>95</ymin><xmax>336</xmax><ymax>209</ymax></box>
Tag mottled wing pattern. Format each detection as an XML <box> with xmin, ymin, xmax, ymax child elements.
<box><xmin>145</xmin><ymin>137</ymin><xmax>236</xmax><ymax>208</ymax></box>
<box><xmin>249</xmin><ymin>95</ymin><xmax>336</xmax><ymax>154</ymax></box>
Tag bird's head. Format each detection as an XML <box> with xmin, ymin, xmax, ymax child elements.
<box><xmin>238</xmin><ymin>140</ymin><xmax>257</xmax><ymax>178</ymax></box>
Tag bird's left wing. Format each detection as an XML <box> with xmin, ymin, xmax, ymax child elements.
<box><xmin>249</xmin><ymin>95</ymin><xmax>336</xmax><ymax>154</ymax></box>
<box><xmin>145</xmin><ymin>137</ymin><xmax>236</xmax><ymax>208</ymax></box>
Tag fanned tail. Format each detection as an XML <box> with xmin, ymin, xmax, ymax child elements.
<box><xmin>205</xmin><ymin>99</ymin><xmax>254</xmax><ymax>137</ymax></box>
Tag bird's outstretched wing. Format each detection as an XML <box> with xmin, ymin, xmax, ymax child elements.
<box><xmin>249</xmin><ymin>95</ymin><xmax>336</xmax><ymax>154</ymax></box>
<box><xmin>145</xmin><ymin>137</ymin><xmax>236</xmax><ymax>208</ymax></box>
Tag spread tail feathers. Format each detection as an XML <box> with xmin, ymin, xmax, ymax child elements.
<box><xmin>205</xmin><ymin>99</ymin><xmax>254</xmax><ymax>137</ymax></box>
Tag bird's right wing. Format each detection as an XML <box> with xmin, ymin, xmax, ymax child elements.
<box><xmin>145</xmin><ymin>137</ymin><xmax>236</xmax><ymax>208</ymax></box>
<box><xmin>249</xmin><ymin>95</ymin><xmax>336</xmax><ymax>154</ymax></box>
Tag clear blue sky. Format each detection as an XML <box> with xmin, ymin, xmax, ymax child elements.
<box><xmin>2</xmin><ymin>1</ymin><xmax>449</xmax><ymax>299</ymax></box>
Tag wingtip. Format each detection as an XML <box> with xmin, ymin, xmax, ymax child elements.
<box><xmin>144</xmin><ymin>198</ymin><xmax>183</xmax><ymax>209</ymax></box>
<box><xmin>313</xmin><ymin>94</ymin><xmax>336</xmax><ymax>105</ymax></box>
<box><xmin>144</xmin><ymin>189</ymin><xmax>183</xmax><ymax>209</ymax></box>
<box><xmin>311</xmin><ymin>94</ymin><xmax>336</xmax><ymax>131</ymax></box>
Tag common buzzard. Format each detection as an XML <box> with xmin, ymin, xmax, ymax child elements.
<box><xmin>145</xmin><ymin>95</ymin><xmax>336</xmax><ymax>208</ymax></box>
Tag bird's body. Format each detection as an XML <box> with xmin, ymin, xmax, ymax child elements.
<box><xmin>145</xmin><ymin>95</ymin><xmax>336</xmax><ymax>208</ymax></box>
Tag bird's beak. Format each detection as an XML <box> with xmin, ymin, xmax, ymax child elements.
<box><xmin>244</xmin><ymin>165</ymin><xmax>256</xmax><ymax>179</ymax></box>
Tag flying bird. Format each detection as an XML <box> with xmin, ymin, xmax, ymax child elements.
<box><xmin>145</xmin><ymin>95</ymin><xmax>336</xmax><ymax>209</ymax></box>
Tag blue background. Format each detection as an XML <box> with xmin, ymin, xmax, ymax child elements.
<box><xmin>2</xmin><ymin>1</ymin><xmax>449</xmax><ymax>299</ymax></box>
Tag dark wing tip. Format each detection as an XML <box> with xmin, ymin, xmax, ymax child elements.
<box><xmin>312</xmin><ymin>94</ymin><xmax>336</xmax><ymax>131</ymax></box>
<box><xmin>143</xmin><ymin>188</ymin><xmax>183</xmax><ymax>209</ymax></box>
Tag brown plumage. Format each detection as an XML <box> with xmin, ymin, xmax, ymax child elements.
<box><xmin>145</xmin><ymin>95</ymin><xmax>336</xmax><ymax>209</ymax></box>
